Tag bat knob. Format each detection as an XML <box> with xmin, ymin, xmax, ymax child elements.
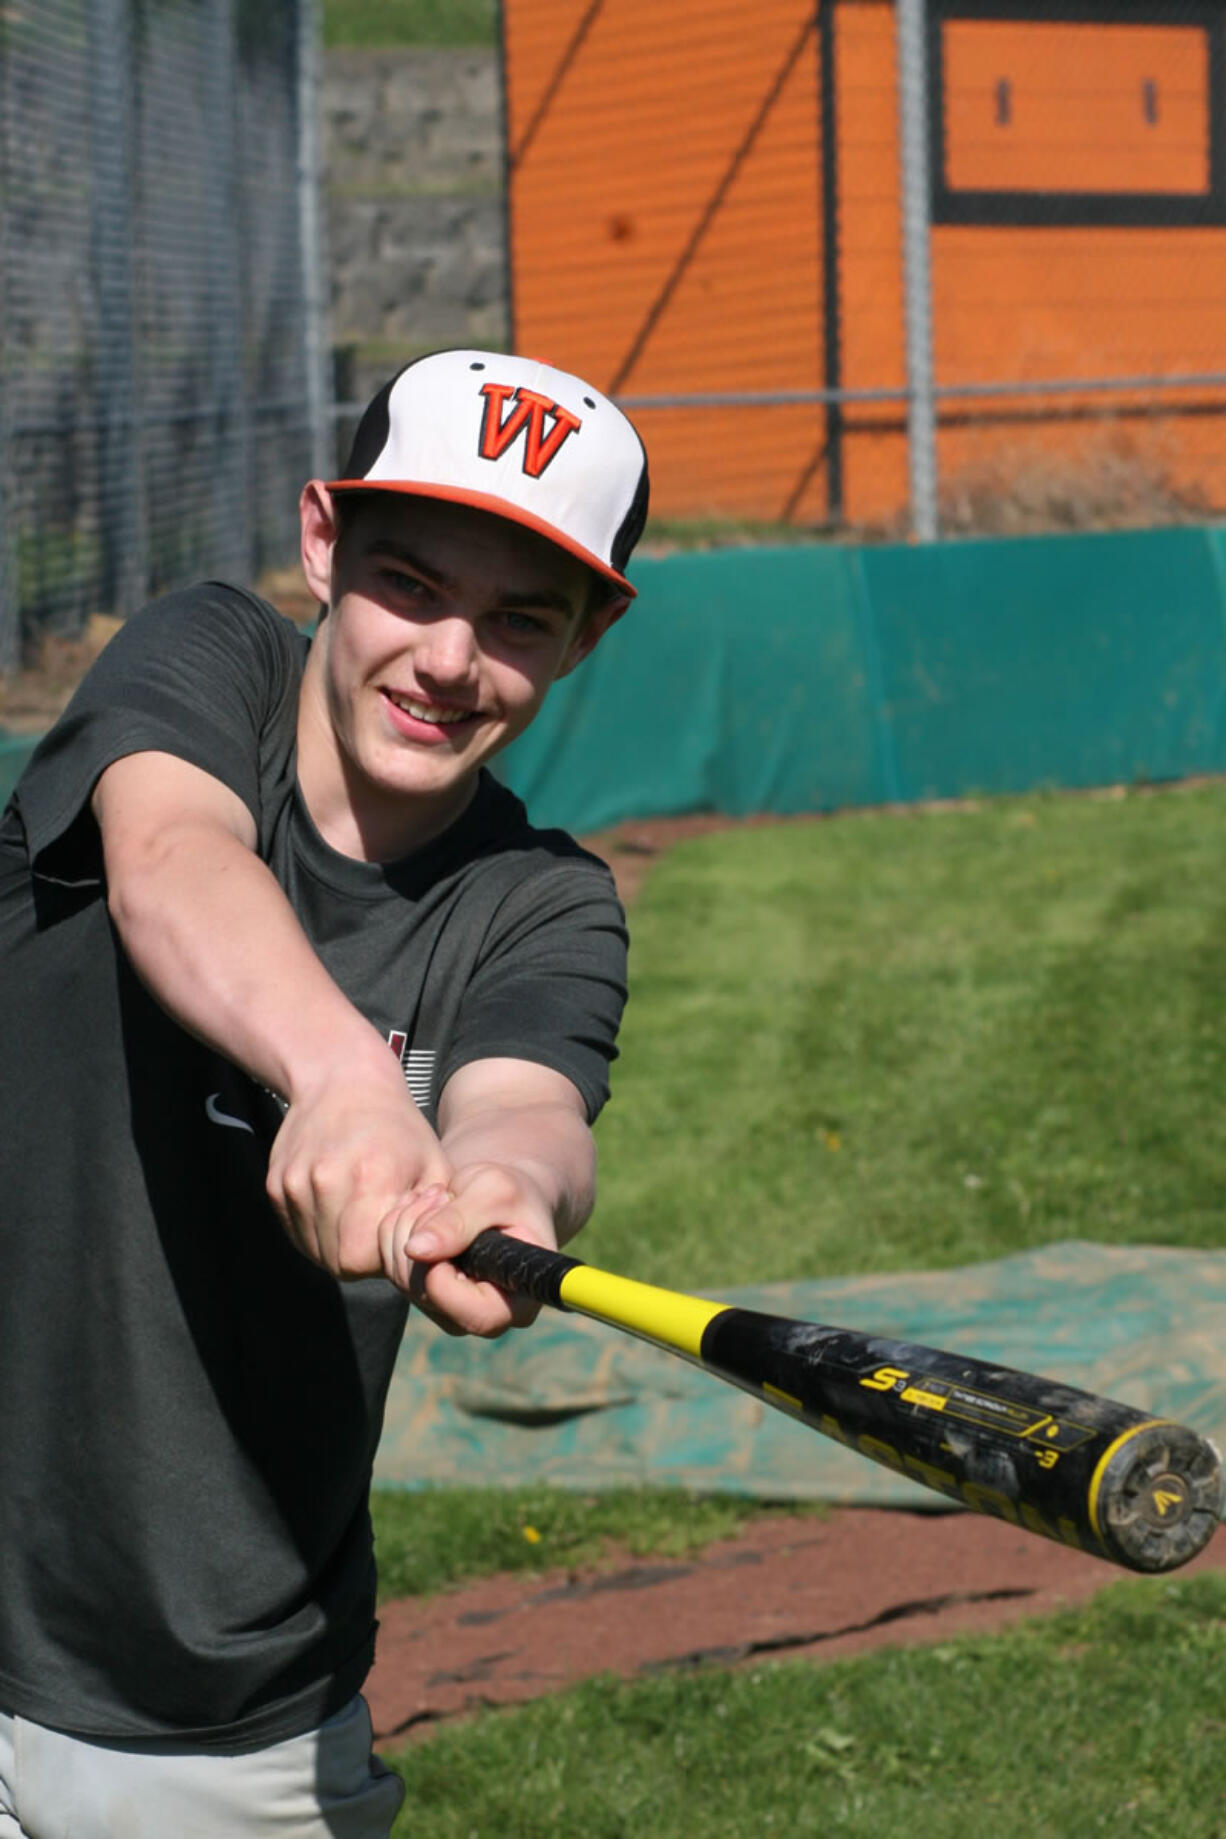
<box><xmin>1096</xmin><ymin>1425</ymin><xmax>1222</xmax><ymax>1573</ymax></box>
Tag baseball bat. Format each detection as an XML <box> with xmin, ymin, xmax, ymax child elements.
<box><xmin>456</xmin><ymin>1231</ymin><xmax>1222</xmax><ymax>1574</ymax></box>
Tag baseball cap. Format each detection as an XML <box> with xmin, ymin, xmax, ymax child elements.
<box><xmin>327</xmin><ymin>349</ymin><xmax>650</xmax><ymax>599</ymax></box>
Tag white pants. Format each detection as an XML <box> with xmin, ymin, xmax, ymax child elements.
<box><xmin>0</xmin><ymin>1695</ymin><xmax>405</xmax><ymax>1838</ymax></box>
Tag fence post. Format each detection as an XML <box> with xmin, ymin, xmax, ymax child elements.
<box><xmin>0</xmin><ymin>15</ymin><xmax>19</xmax><ymax>670</ymax></box>
<box><xmin>296</xmin><ymin>0</ymin><xmax>332</xmax><ymax>482</ymax></box>
<box><xmin>0</xmin><ymin>362</ymin><xmax>13</xmax><ymax>673</ymax></box>
<box><xmin>203</xmin><ymin>0</ymin><xmax>253</xmax><ymax>582</ymax></box>
<box><xmin>818</xmin><ymin>0</ymin><xmax>843</xmax><ymax>525</ymax></box>
<box><xmin>89</xmin><ymin>0</ymin><xmax>147</xmax><ymax>625</ymax></box>
<box><xmin>895</xmin><ymin>0</ymin><xmax>938</xmax><ymax>541</ymax></box>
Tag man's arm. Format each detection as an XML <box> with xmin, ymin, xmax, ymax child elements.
<box><xmin>93</xmin><ymin>750</ymin><xmax>451</xmax><ymax>1278</ymax></box>
<box><xmin>394</xmin><ymin>1056</ymin><xmax>599</xmax><ymax>1337</ymax></box>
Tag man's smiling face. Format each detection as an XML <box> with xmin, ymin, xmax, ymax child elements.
<box><xmin>296</xmin><ymin>487</ymin><xmax>624</xmax><ymax>861</ymax></box>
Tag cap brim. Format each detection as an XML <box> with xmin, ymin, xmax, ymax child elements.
<box><xmin>323</xmin><ymin>478</ymin><xmax>637</xmax><ymax>600</ymax></box>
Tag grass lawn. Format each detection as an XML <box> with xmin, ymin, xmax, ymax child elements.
<box><xmin>586</xmin><ymin>784</ymin><xmax>1226</xmax><ymax>1287</ymax></box>
<box><xmin>372</xmin><ymin>784</ymin><xmax>1226</xmax><ymax>1822</ymax></box>
<box><xmin>387</xmin><ymin>1571</ymin><xmax>1226</xmax><ymax>1836</ymax></box>
<box><xmin>322</xmin><ymin>0</ymin><xmax>498</xmax><ymax>48</ymax></box>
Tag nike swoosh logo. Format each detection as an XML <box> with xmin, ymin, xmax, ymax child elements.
<box><xmin>205</xmin><ymin>1092</ymin><xmax>255</xmax><ymax>1135</ymax></box>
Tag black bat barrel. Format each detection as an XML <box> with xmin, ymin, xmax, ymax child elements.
<box><xmin>700</xmin><ymin>1309</ymin><xmax>1221</xmax><ymax>1573</ymax></box>
<box><xmin>457</xmin><ymin>1232</ymin><xmax>1222</xmax><ymax>1575</ymax></box>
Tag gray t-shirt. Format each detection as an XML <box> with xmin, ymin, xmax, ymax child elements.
<box><xmin>0</xmin><ymin>583</ymin><xmax>627</xmax><ymax>1750</ymax></box>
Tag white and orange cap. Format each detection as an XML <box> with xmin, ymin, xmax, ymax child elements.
<box><xmin>327</xmin><ymin>348</ymin><xmax>650</xmax><ymax>599</ymax></box>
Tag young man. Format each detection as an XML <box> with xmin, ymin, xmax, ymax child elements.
<box><xmin>0</xmin><ymin>350</ymin><xmax>649</xmax><ymax>1835</ymax></box>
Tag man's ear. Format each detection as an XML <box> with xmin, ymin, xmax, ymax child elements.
<box><xmin>555</xmin><ymin>596</ymin><xmax>629</xmax><ymax>680</ymax></box>
<box><xmin>299</xmin><ymin>481</ymin><xmax>340</xmax><ymax>607</ymax></box>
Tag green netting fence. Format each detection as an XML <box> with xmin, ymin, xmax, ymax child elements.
<box><xmin>497</xmin><ymin>522</ymin><xmax>1226</xmax><ymax>835</ymax></box>
<box><xmin>5</xmin><ymin>524</ymin><xmax>1226</xmax><ymax>829</ymax></box>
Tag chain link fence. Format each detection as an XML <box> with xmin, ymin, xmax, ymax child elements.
<box><xmin>0</xmin><ymin>0</ymin><xmax>330</xmax><ymax>672</ymax></box>
<box><xmin>501</xmin><ymin>0</ymin><xmax>1226</xmax><ymax>540</ymax></box>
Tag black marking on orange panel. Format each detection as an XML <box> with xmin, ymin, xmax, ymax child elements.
<box><xmin>927</xmin><ymin>0</ymin><xmax>1226</xmax><ymax>228</ymax></box>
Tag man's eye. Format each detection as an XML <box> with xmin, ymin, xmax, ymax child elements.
<box><xmin>381</xmin><ymin>569</ymin><xmax>429</xmax><ymax>598</ymax></box>
<box><xmin>499</xmin><ymin>610</ymin><xmax>551</xmax><ymax>637</ymax></box>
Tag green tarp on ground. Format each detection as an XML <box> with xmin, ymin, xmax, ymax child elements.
<box><xmin>375</xmin><ymin>1241</ymin><xmax>1226</xmax><ymax>1507</ymax></box>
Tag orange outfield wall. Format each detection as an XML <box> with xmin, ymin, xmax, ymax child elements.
<box><xmin>500</xmin><ymin>0</ymin><xmax>1226</xmax><ymax>529</ymax></box>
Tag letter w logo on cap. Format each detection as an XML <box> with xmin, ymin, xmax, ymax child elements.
<box><xmin>478</xmin><ymin>383</ymin><xmax>581</xmax><ymax>478</ymax></box>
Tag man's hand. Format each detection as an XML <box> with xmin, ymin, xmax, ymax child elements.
<box><xmin>385</xmin><ymin>1057</ymin><xmax>599</xmax><ymax>1335</ymax></box>
<box><xmin>383</xmin><ymin>1161</ymin><xmax>557</xmax><ymax>1335</ymax></box>
<box><xmin>267</xmin><ymin>1055</ymin><xmax>452</xmax><ymax>1281</ymax></box>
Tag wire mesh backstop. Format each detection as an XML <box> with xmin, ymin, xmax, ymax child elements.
<box><xmin>0</xmin><ymin>0</ymin><xmax>329</xmax><ymax>672</ymax></box>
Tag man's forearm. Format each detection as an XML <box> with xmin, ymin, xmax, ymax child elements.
<box><xmin>106</xmin><ymin>818</ymin><xmax>394</xmax><ymax>1102</ymax></box>
<box><xmin>440</xmin><ymin>1098</ymin><xmax>597</xmax><ymax>1245</ymax></box>
<box><xmin>95</xmin><ymin>753</ymin><xmax>451</xmax><ymax>1281</ymax></box>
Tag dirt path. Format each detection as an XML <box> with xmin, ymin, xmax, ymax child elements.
<box><xmin>367</xmin><ymin>1508</ymin><xmax>1226</xmax><ymax>1744</ymax></box>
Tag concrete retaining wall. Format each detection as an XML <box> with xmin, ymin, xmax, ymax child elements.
<box><xmin>323</xmin><ymin>48</ymin><xmax>509</xmax><ymax>403</ymax></box>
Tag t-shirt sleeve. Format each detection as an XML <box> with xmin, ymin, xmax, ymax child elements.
<box><xmin>438</xmin><ymin>859</ymin><xmax>629</xmax><ymax>1123</ymax></box>
<box><xmin>13</xmin><ymin>582</ymin><xmax>302</xmax><ymax>875</ymax></box>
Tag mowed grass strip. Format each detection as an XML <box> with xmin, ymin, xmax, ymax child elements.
<box><xmin>322</xmin><ymin>0</ymin><xmax>497</xmax><ymax>47</ymax></box>
<box><xmin>370</xmin><ymin>1485</ymin><xmax>824</xmax><ymax>1603</ymax></box>
<box><xmin>588</xmin><ymin>786</ymin><xmax>1226</xmax><ymax>1288</ymax></box>
<box><xmin>387</xmin><ymin>1571</ymin><xmax>1226</xmax><ymax>1837</ymax></box>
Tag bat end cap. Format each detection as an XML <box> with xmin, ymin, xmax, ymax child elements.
<box><xmin>1097</xmin><ymin>1425</ymin><xmax>1222</xmax><ymax>1573</ymax></box>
